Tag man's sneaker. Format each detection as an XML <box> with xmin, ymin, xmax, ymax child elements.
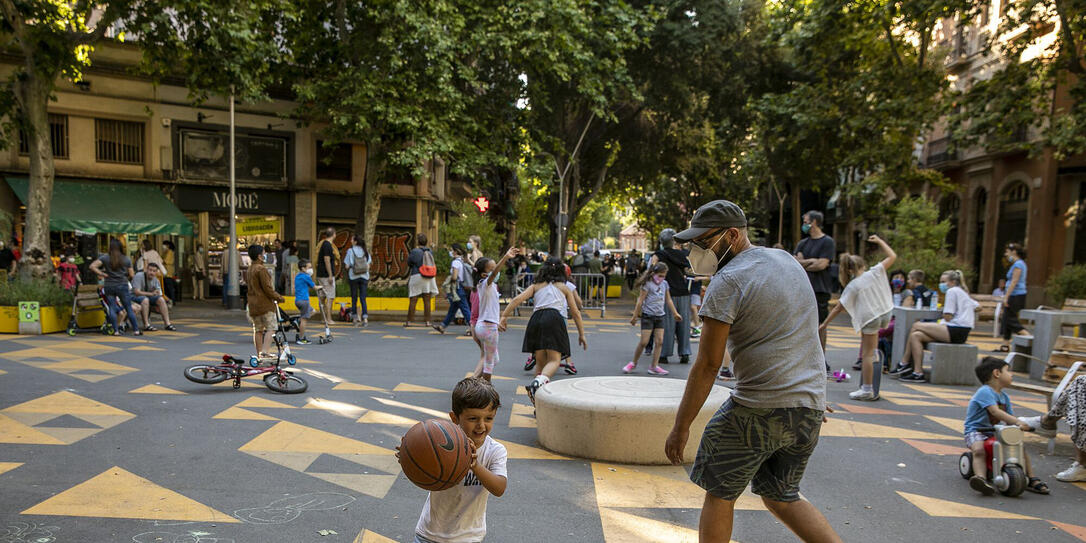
<box><xmin>679</xmin><ymin>355</ymin><xmax>690</xmax><ymax>364</ymax></box>
<box><xmin>899</xmin><ymin>372</ymin><xmax>927</xmax><ymax>382</ymax></box>
<box><xmin>851</xmin><ymin>359</ymin><xmax>863</xmax><ymax>371</ymax></box>
<box><xmin>1018</xmin><ymin>416</ymin><xmax>1058</xmax><ymax>438</ymax></box>
<box><xmin>647</xmin><ymin>366</ymin><xmax>669</xmax><ymax>376</ymax></box>
<box><xmin>524</xmin><ymin>356</ymin><xmax>536</xmax><ymax>371</ymax></box>
<box><xmin>1056</xmin><ymin>462</ymin><xmax>1086</xmax><ymax>482</ymax></box>
<box><xmin>889</xmin><ymin>364</ymin><xmax>913</xmax><ymax>376</ymax></box>
<box><xmin>296</xmin><ymin>337</ymin><xmax>312</xmax><ymax>345</ymax></box>
<box><xmin>561</xmin><ymin>361</ymin><xmax>578</xmax><ymax>375</ymax></box>
<box><xmin>690</xmin><ymin>327</ymin><xmax>701</xmax><ymax>338</ymax></box>
<box><xmin>849</xmin><ymin>389</ymin><xmax>879</xmax><ymax>401</ymax></box>
<box><xmin>970</xmin><ymin>475</ymin><xmax>996</xmax><ymax>496</ymax></box>
<box><xmin>718</xmin><ymin>368</ymin><xmax>735</xmax><ymax>380</ymax></box>
<box><xmin>622</xmin><ymin>362</ymin><xmax>637</xmax><ymax>374</ymax></box>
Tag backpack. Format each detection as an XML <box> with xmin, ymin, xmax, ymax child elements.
<box><xmin>419</xmin><ymin>249</ymin><xmax>437</xmax><ymax>278</ymax></box>
<box><xmin>351</xmin><ymin>247</ymin><xmax>369</xmax><ymax>275</ymax></box>
<box><xmin>571</xmin><ymin>254</ymin><xmax>585</xmax><ymax>268</ymax></box>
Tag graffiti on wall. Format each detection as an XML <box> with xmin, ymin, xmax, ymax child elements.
<box><xmin>327</xmin><ymin>227</ymin><xmax>414</xmax><ymax>279</ymax></box>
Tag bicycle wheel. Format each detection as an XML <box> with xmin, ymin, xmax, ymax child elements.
<box><xmin>264</xmin><ymin>372</ymin><xmax>307</xmax><ymax>394</ymax></box>
<box><xmin>184</xmin><ymin>364</ymin><xmax>231</xmax><ymax>384</ymax></box>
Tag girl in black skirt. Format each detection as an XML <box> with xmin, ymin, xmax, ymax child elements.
<box><xmin>499</xmin><ymin>257</ymin><xmax>587</xmax><ymax>404</ymax></box>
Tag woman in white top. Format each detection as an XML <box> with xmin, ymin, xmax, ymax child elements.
<box><xmin>819</xmin><ymin>235</ymin><xmax>896</xmax><ymax>401</ymax></box>
<box><xmin>343</xmin><ymin>235</ymin><xmax>372</xmax><ymax>325</ymax></box>
<box><xmin>500</xmin><ymin>257</ymin><xmax>586</xmax><ymax>404</ymax></box>
<box><xmin>898</xmin><ymin>269</ymin><xmax>978</xmax><ymax>382</ymax></box>
<box><xmin>471</xmin><ymin>247</ymin><xmax>518</xmax><ymax>382</ymax></box>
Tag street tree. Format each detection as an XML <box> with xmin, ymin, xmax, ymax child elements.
<box><xmin>0</xmin><ymin>1</ymin><xmax>287</xmax><ymax>276</ymax></box>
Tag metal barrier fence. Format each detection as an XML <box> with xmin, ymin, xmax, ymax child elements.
<box><xmin>508</xmin><ymin>273</ymin><xmax>607</xmax><ymax>317</ymax></box>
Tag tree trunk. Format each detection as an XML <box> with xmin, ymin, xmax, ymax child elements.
<box><xmin>356</xmin><ymin>142</ymin><xmax>385</xmax><ymax>253</ymax></box>
<box><xmin>15</xmin><ymin>72</ymin><xmax>56</xmax><ymax>280</ymax></box>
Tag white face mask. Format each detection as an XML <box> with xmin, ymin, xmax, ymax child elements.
<box><xmin>688</xmin><ymin>233</ymin><xmax>730</xmax><ymax>276</ymax></box>
<box><xmin>305</xmin><ymin>268</ymin><xmax>314</xmax><ymax>276</ymax></box>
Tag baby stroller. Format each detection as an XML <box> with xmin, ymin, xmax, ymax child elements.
<box><xmin>66</xmin><ymin>285</ymin><xmax>114</xmax><ymax>336</ymax></box>
<box><xmin>276</xmin><ymin>304</ymin><xmax>304</xmax><ymax>343</ymax></box>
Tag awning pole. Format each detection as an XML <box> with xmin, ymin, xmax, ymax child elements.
<box><xmin>226</xmin><ymin>87</ymin><xmax>242</xmax><ymax>310</ymax></box>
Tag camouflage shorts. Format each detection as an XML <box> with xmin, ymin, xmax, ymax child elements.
<box><xmin>690</xmin><ymin>398</ymin><xmax>823</xmax><ymax>502</ymax></box>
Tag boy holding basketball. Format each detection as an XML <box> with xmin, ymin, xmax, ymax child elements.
<box><xmin>411</xmin><ymin>377</ymin><xmax>507</xmax><ymax>542</ymax></box>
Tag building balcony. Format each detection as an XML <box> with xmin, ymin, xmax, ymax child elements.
<box><xmin>925</xmin><ymin>137</ymin><xmax>958</xmax><ymax>166</ymax></box>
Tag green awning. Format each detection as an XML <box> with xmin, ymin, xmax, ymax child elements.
<box><xmin>6</xmin><ymin>177</ymin><xmax>193</xmax><ymax>235</ymax></box>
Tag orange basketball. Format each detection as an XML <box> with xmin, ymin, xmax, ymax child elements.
<box><xmin>398</xmin><ymin>418</ymin><xmax>473</xmax><ymax>491</ymax></box>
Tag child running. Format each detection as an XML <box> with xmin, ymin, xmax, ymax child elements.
<box><xmin>624</xmin><ymin>262</ymin><xmax>682</xmax><ymax>375</ymax></box>
<box><xmin>964</xmin><ymin>357</ymin><xmax>1049</xmax><ymax>495</ymax></box>
<box><xmin>472</xmin><ymin>247</ymin><xmax>518</xmax><ymax>382</ymax></box>
<box><xmin>500</xmin><ymin>257</ymin><xmax>587</xmax><ymax>404</ymax></box>
<box><xmin>403</xmin><ymin>377</ymin><xmax>507</xmax><ymax>543</ymax></box>
<box><xmin>819</xmin><ymin>235</ymin><xmax>896</xmax><ymax>401</ymax></box>
<box><xmin>293</xmin><ymin>259</ymin><xmax>315</xmax><ymax>344</ymax></box>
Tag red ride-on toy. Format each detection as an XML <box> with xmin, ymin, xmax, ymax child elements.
<box><xmin>958</xmin><ymin>424</ymin><xmax>1028</xmax><ymax>497</ymax></box>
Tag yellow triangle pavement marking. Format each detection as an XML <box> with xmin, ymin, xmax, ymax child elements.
<box><xmin>380</xmin><ymin>335</ymin><xmax>411</xmax><ymax>339</ymax></box>
<box><xmin>239</xmin><ymin>420</ymin><xmax>391</xmax><ymax>455</ymax></box>
<box><xmin>879</xmin><ymin>391</ymin><xmax>933</xmax><ymax>400</ymax></box>
<box><xmin>372</xmin><ymin>397</ymin><xmax>446</xmax><ymax>418</ymax></box>
<box><xmin>393</xmin><ymin>383</ymin><xmax>446</xmax><ymax>393</ymax></box>
<box><xmin>462</xmin><ymin>372</ymin><xmax>515</xmax><ymax>381</ymax></box>
<box><xmin>129</xmin><ymin>346</ymin><xmax>165</xmax><ymax>351</ymax></box>
<box><xmin>599</xmin><ymin>507</ymin><xmax>708</xmax><ymax>543</ymax></box>
<box><xmin>902</xmin><ymin>384</ymin><xmax>972</xmax><ymax>399</ymax></box>
<box><xmin>182</xmin><ymin>351</ymin><xmax>227</xmax><ymax>361</ymax></box>
<box><xmin>212</xmin><ymin>406</ymin><xmax>279</xmax><ymax>421</ymax></box>
<box><xmin>882</xmin><ymin>397</ymin><xmax>953</xmax><ymax>408</ymax></box>
<box><xmin>593</xmin><ymin>463</ymin><xmax>705</xmax><ymax>508</ymax></box>
<box><xmin>308</xmin><ymin>472</ymin><xmax>399</xmax><ymax>499</ymax></box>
<box><xmin>516</xmin><ymin>386</ymin><xmax>528</xmax><ymax>396</ymax></box>
<box><xmin>0</xmin><ymin>347</ymin><xmax>81</xmax><ymax>361</ymax></box>
<box><xmin>820</xmin><ymin>418</ymin><xmax>958</xmax><ymax>440</ymax></box>
<box><xmin>924</xmin><ymin>415</ymin><xmax>965</xmax><ymax>434</ymax></box>
<box><xmin>235</xmin><ymin>396</ymin><xmax>296</xmax><ymax>409</ymax></box>
<box><xmin>0</xmin><ymin>414</ymin><xmax>65</xmax><ymax>445</ymax></box>
<box><xmin>0</xmin><ymin>461</ymin><xmax>22</xmax><ymax>476</ymax></box>
<box><xmin>509</xmin><ymin>403</ymin><xmax>536</xmax><ymax>428</ymax></box>
<box><xmin>201</xmin><ymin>340</ymin><xmax>234</xmax><ymax>345</ymax></box>
<box><xmin>304</xmin><ymin>398</ymin><xmax>367</xmax><ymax>419</ymax></box>
<box><xmin>357</xmin><ymin>410</ymin><xmax>419</xmax><ymax>426</ymax></box>
<box><xmin>354</xmin><ymin>529</ymin><xmax>398</xmax><ymax>543</ymax></box>
<box><xmin>2</xmin><ymin>390</ymin><xmax>134</xmax><ymax>416</ymax></box>
<box><xmin>21</xmin><ymin>466</ymin><xmax>239</xmax><ymax>522</ymax></box>
<box><xmin>500</xmin><ymin>439</ymin><xmax>568</xmax><ymax>461</ymax></box>
<box><xmin>896</xmin><ymin>491</ymin><xmax>1038</xmax><ymax>520</ymax></box>
<box><xmin>14</xmin><ymin>340</ymin><xmax>120</xmax><ymax>354</ymax></box>
<box><xmin>129</xmin><ymin>384</ymin><xmax>186</xmax><ymax>395</ymax></box>
<box><xmin>332</xmin><ymin>382</ymin><xmax>387</xmax><ymax>392</ymax></box>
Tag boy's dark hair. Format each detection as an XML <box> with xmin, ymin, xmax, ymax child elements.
<box><xmin>452</xmin><ymin>377</ymin><xmax>501</xmax><ymax>414</ymax></box>
<box><xmin>975</xmin><ymin>356</ymin><xmax>1009</xmax><ymax>384</ymax></box>
<box><xmin>890</xmin><ymin>269</ymin><xmax>906</xmax><ymax>279</ymax></box>
<box><xmin>297</xmin><ymin>258</ymin><xmax>309</xmax><ymax>269</ymax></box>
<box><xmin>908</xmin><ymin>269</ymin><xmax>925</xmax><ymax>283</ymax></box>
<box><xmin>248</xmin><ymin>244</ymin><xmax>264</xmax><ymax>260</ymax></box>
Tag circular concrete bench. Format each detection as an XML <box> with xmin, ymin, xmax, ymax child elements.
<box><xmin>535</xmin><ymin>376</ymin><xmax>731</xmax><ymax>465</ymax></box>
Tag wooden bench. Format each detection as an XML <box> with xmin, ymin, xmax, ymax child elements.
<box><xmin>1005</xmin><ymin>335</ymin><xmax>1086</xmax><ymax>406</ymax></box>
<box><xmin>73</xmin><ymin>285</ymin><xmax>102</xmax><ymax>310</ymax></box>
<box><xmin>971</xmin><ymin>294</ymin><xmax>1001</xmax><ymax>337</ymax></box>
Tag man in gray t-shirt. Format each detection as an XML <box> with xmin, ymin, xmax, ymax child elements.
<box><xmin>665</xmin><ymin>200</ymin><xmax>840</xmax><ymax>543</ymax></box>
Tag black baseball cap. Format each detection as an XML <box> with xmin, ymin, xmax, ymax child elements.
<box><xmin>674</xmin><ymin>200</ymin><xmax>748</xmax><ymax>242</ymax></box>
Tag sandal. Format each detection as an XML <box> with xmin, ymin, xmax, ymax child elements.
<box><xmin>1026</xmin><ymin>477</ymin><xmax>1050</xmax><ymax>494</ymax></box>
<box><xmin>143</xmin><ymin>325</ymin><xmax>157</xmax><ymax>332</ymax></box>
<box><xmin>165</xmin><ymin>324</ymin><xmax>177</xmax><ymax>331</ymax></box>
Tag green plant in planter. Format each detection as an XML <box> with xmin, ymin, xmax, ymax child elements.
<box><xmin>1046</xmin><ymin>264</ymin><xmax>1086</xmax><ymax>306</ymax></box>
<box><xmin>0</xmin><ymin>278</ymin><xmax>74</xmax><ymax>307</ymax></box>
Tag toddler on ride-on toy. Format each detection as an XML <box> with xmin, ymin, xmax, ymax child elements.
<box><xmin>962</xmin><ymin>357</ymin><xmax>1049</xmax><ymax>496</ymax></box>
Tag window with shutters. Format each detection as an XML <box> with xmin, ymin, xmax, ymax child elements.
<box><xmin>18</xmin><ymin>114</ymin><xmax>69</xmax><ymax>159</ymax></box>
<box><xmin>95</xmin><ymin>118</ymin><xmax>145</xmax><ymax>164</ymax></box>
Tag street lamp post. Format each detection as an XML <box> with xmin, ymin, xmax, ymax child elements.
<box><xmin>225</xmin><ymin>88</ymin><xmax>241</xmax><ymax>309</ymax></box>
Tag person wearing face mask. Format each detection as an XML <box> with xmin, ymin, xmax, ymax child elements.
<box><xmin>292</xmin><ymin>258</ymin><xmax>316</xmax><ymax>344</ymax></box>
<box><xmin>466</xmin><ymin>235</ymin><xmax>483</xmax><ymax>266</ymax></box>
<box><xmin>793</xmin><ymin>210</ymin><xmax>835</xmax><ymax>372</ymax></box>
<box><xmin>665</xmin><ymin>200</ymin><xmax>839</xmax><ymax>543</ymax></box>
<box><xmin>647</xmin><ymin>229</ymin><xmax>694</xmax><ymax>364</ymax></box>
<box><xmin>896</xmin><ymin>269</ymin><xmax>979</xmax><ymax>382</ymax></box>
<box><xmin>999</xmin><ymin>242</ymin><xmax>1030</xmax><ymax>352</ymax></box>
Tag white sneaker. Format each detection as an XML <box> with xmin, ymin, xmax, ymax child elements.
<box><xmin>1056</xmin><ymin>462</ymin><xmax>1086</xmax><ymax>482</ymax></box>
<box><xmin>1017</xmin><ymin>416</ymin><xmax>1058</xmax><ymax>438</ymax></box>
<box><xmin>848</xmin><ymin>388</ymin><xmax>879</xmax><ymax>401</ymax></box>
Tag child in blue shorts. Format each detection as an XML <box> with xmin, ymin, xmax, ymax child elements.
<box><xmin>293</xmin><ymin>259</ymin><xmax>315</xmax><ymax>344</ymax></box>
<box><xmin>964</xmin><ymin>356</ymin><xmax>1049</xmax><ymax>495</ymax></box>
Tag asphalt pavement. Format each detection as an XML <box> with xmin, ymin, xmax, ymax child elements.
<box><xmin>0</xmin><ymin>300</ymin><xmax>1083</xmax><ymax>543</ymax></box>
